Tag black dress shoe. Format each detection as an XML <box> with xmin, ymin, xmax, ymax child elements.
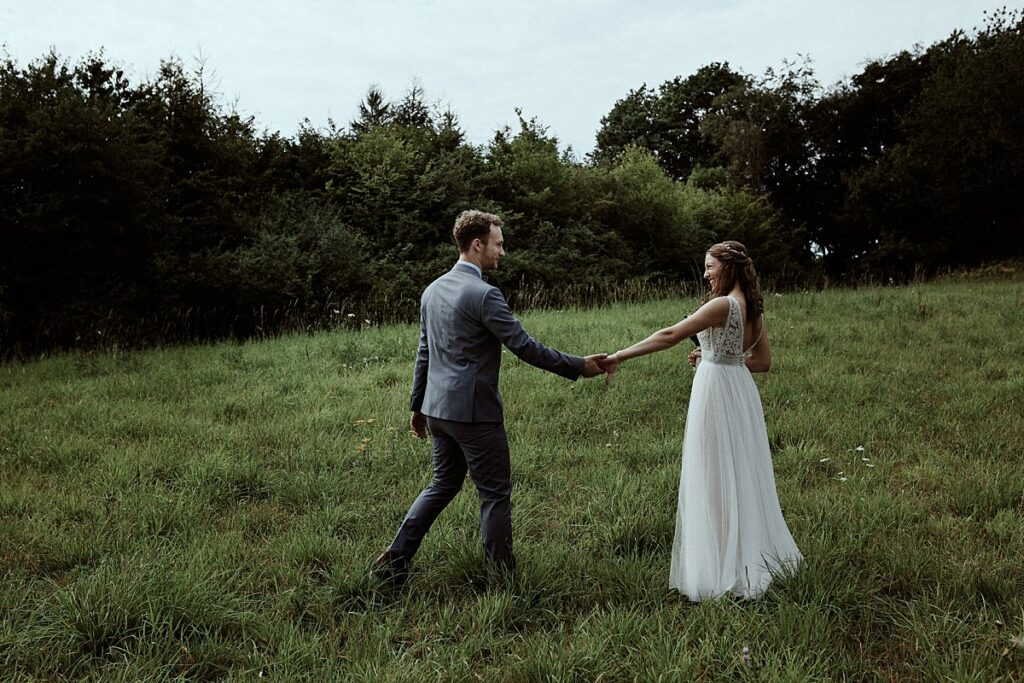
<box><xmin>371</xmin><ymin>549</ymin><xmax>410</xmax><ymax>585</ymax></box>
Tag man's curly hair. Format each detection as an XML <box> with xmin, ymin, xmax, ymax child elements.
<box><xmin>453</xmin><ymin>210</ymin><xmax>502</xmax><ymax>252</ymax></box>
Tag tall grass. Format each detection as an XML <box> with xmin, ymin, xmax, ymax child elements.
<box><xmin>2</xmin><ymin>271</ymin><xmax>1022</xmax><ymax>680</ymax></box>
<box><xmin>2</xmin><ymin>277</ymin><xmax>703</xmax><ymax>362</ymax></box>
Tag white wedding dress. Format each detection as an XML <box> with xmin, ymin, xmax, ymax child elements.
<box><xmin>669</xmin><ymin>295</ymin><xmax>802</xmax><ymax>601</ymax></box>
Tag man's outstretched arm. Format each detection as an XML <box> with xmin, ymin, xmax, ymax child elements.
<box><xmin>480</xmin><ymin>288</ymin><xmax>604</xmax><ymax>380</ymax></box>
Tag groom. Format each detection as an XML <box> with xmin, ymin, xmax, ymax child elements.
<box><xmin>372</xmin><ymin>210</ymin><xmax>606</xmax><ymax>584</ymax></box>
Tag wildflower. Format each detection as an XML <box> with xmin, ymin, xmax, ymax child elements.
<box><xmin>364</xmin><ymin>319</ymin><xmax>371</xmax><ymax>324</ymax></box>
<box><xmin>865</xmin><ymin>463</ymin><xmax>875</xmax><ymax>468</ymax></box>
<box><xmin>347</xmin><ymin>313</ymin><xmax>356</xmax><ymax>318</ymax></box>
<box><xmin>819</xmin><ymin>458</ymin><xmax>830</xmax><ymax>462</ymax></box>
<box><xmin>855</xmin><ymin>445</ymin><xmax>865</xmax><ymax>452</ymax></box>
<box><xmin>742</xmin><ymin>646</ymin><xmax>750</xmax><ymax>665</ymax></box>
<box><xmin>838</xmin><ymin>476</ymin><xmax>848</xmax><ymax>482</ymax></box>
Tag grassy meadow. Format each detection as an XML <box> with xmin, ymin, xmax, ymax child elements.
<box><xmin>2</xmin><ymin>270</ymin><xmax>1023</xmax><ymax>681</ymax></box>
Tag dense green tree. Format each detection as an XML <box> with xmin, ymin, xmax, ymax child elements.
<box><xmin>0</xmin><ymin>51</ymin><xmax>167</xmax><ymax>345</ymax></box>
<box><xmin>700</xmin><ymin>60</ymin><xmax>818</xmax><ymax>269</ymax></box>
<box><xmin>5</xmin><ymin>12</ymin><xmax>1023</xmax><ymax>355</ymax></box>
<box><xmin>806</xmin><ymin>50</ymin><xmax>935</xmax><ymax>272</ymax></box>
<box><xmin>480</xmin><ymin>115</ymin><xmax>634</xmax><ymax>291</ymax></box>
<box><xmin>810</xmin><ymin>8</ymin><xmax>1023</xmax><ymax>276</ymax></box>
<box><xmin>350</xmin><ymin>85</ymin><xmax>392</xmax><ymax>134</ymax></box>
<box><xmin>391</xmin><ymin>82</ymin><xmax>432</xmax><ymax>129</ymax></box>
<box><xmin>593</xmin><ymin>63</ymin><xmax>747</xmax><ymax>181</ymax></box>
<box><xmin>592</xmin><ymin>85</ymin><xmax>657</xmax><ymax>163</ymax></box>
<box><xmin>592</xmin><ymin>146</ymin><xmax>709</xmax><ymax>276</ymax></box>
<box><xmin>867</xmin><ymin>9</ymin><xmax>1024</xmax><ymax>272</ymax></box>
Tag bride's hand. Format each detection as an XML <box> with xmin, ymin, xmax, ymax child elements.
<box><xmin>598</xmin><ymin>353</ymin><xmax>621</xmax><ymax>385</ymax></box>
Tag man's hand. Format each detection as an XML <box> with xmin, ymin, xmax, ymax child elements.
<box><xmin>582</xmin><ymin>353</ymin><xmax>608</xmax><ymax>378</ymax></box>
<box><xmin>597</xmin><ymin>354</ymin><xmax>621</xmax><ymax>385</ymax></box>
<box><xmin>410</xmin><ymin>411</ymin><xmax>428</xmax><ymax>438</ymax></box>
<box><xmin>687</xmin><ymin>349</ymin><xmax>702</xmax><ymax>368</ymax></box>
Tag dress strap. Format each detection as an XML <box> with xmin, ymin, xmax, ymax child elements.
<box><xmin>743</xmin><ymin>317</ymin><xmax>763</xmax><ymax>355</ymax></box>
<box><xmin>726</xmin><ymin>295</ymin><xmax>741</xmax><ymax>324</ymax></box>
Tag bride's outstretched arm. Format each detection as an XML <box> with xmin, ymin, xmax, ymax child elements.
<box><xmin>600</xmin><ymin>298</ymin><xmax>730</xmax><ymax>382</ymax></box>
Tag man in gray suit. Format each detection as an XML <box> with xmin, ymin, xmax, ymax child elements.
<box><xmin>373</xmin><ymin>210</ymin><xmax>605</xmax><ymax>584</ymax></box>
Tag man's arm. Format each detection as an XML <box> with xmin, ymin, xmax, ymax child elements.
<box><xmin>409</xmin><ymin>309</ymin><xmax>429</xmax><ymax>436</ymax></box>
<box><xmin>480</xmin><ymin>287</ymin><xmax>594</xmax><ymax>380</ymax></box>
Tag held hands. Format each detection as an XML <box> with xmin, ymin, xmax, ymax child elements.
<box><xmin>688</xmin><ymin>349</ymin><xmax>701</xmax><ymax>368</ymax></box>
<box><xmin>596</xmin><ymin>353</ymin><xmax>621</xmax><ymax>385</ymax></box>
<box><xmin>582</xmin><ymin>353</ymin><xmax>609</xmax><ymax>378</ymax></box>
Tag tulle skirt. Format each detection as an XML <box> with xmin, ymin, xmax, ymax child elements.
<box><xmin>669</xmin><ymin>359</ymin><xmax>803</xmax><ymax>601</ymax></box>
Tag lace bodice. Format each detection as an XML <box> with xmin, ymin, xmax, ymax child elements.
<box><xmin>697</xmin><ymin>296</ymin><xmax>745</xmax><ymax>365</ymax></box>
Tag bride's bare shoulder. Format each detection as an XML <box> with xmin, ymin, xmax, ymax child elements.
<box><xmin>693</xmin><ymin>296</ymin><xmax>731</xmax><ymax>326</ymax></box>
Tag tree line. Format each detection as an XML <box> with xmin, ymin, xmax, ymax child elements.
<box><xmin>1</xmin><ymin>8</ymin><xmax>1021</xmax><ymax>355</ymax></box>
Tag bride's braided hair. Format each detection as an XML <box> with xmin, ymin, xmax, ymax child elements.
<box><xmin>704</xmin><ymin>240</ymin><xmax>764</xmax><ymax>319</ymax></box>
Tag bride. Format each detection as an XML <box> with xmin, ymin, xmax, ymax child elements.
<box><xmin>600</xmin><ymin>241</ymin><xmax>802</xmax><ymax>601</ymax></box>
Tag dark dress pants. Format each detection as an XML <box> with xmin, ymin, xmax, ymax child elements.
<box><xmin>389</xmin><ymin>417</ymin><xmax>514</xmax><ymax>568</ymax></box>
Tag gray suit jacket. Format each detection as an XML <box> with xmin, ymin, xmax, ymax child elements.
<box><xmin>410</xmin><ymin>262</ymin><xmax>584</xmax><ymax>423</ymax></box>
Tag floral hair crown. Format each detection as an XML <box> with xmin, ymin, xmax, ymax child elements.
<box><xmin>719</xmin><ymin>244</ymin><xmax>748</xmax><ymax>260</ymax></box>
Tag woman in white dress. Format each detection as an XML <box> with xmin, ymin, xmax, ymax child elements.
<box><xmin>601</xmin><ymin>241</ymin><xmax>802</xmax><ymax>601</ymax></box>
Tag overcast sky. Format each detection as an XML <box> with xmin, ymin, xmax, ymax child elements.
<box><xmin>3</xmin><ymin>1</ymin><xmax>1017</xmax><ymax>155</ymax></box>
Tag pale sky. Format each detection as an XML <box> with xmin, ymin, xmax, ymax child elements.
<box><xmin>3</xmin><ymin>1</ymin><xmax>1016</xmax><ymax>155</ymax></box>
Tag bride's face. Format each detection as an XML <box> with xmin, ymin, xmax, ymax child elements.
<box><xmin>704</xmin><ymin>254</ymin><xmax>723</xmax><ymax>293</ymax></box>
